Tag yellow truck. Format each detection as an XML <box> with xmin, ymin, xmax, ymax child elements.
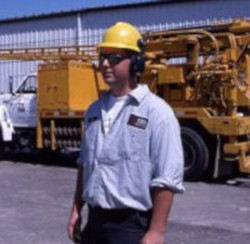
<box><xmin>0</xmin><ymin>19</ymin><xmax>249</xmax><ymax>181</ymax></box>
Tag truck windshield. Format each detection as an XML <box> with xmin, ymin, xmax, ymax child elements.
<box><xmin>16</xmin><ymin>76</ymin><xmax>37</xmax><ymax>94</ymax></box>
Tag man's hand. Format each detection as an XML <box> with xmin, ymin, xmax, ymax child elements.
<box><xmin>140</xmin><ymin>188</ymin><xmax>173</xmax><ymax>244</ymax></box>
<box><xmin>68</xmin><ymin>166</ymin><xmax>84</xmax><ymax>242</ymax></box>
<box><xmin>140</xmin><ymin>230</ymin><xmax>165</xmax><ymax>244</ymax></box>
<box><xmin>67</xmin><ymin>209</ymin><xmax>82</xmax><ymax>241</ymax></box>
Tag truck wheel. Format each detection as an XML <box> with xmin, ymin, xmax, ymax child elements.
<box><xmin>0</xmin><ymin>129</ymin><xmax>5</xmax><ymax>158</ymax></box>
<box><xmin>181</xmin><ymin>127</ymin><xmax>209</xmax><ymax>181</ymax></box>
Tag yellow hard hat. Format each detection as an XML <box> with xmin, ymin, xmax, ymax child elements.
<box><xmin>98</xmin><ymin>22</ymin><xmax>142</xmax><ymax>53</ymax></box>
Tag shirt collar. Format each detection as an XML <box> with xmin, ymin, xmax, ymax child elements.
<box><xmin>101</xmin><ymin>84</ymin><xmax>150</xmax><ymax>104</ymax></box>
<box><xmin>128</xmin><ymin>84</ymin><xmax>150</xmax><ymax>104</ymax></box>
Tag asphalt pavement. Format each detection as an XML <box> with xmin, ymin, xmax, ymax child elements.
<box><xmin>0</xmin><ymin>155</ymin><xmax>250</xmax><ymax>244</ymax></box>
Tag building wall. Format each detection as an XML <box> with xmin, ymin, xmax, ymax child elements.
<box><xmin>0</xmin><ymin>15</ymin><xmax>78</xmax><ymax>92</ymax></box>
<box><xmin>81</xmin><ymin>0</ymin><xmax>250</xmax><ymax>28</ymax></box>
<box><xmin>0</xmin><ymin>0</ymin><xmax>249</xmax><ymax>92</ymax></box>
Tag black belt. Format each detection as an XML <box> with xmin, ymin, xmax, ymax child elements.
<box><xmin>88</xmin><ymin>205</ymin><xmax>152</xmax><ymax>218</ymax></box>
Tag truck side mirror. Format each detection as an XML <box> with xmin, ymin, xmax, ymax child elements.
<box><xmin>9</xmin><ymin>76</ymin><xmax>14</xmax><ymax>94</ymax></box>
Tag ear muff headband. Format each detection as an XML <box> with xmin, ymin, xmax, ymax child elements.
<box><xmin>130</xmin><ymin>39</ymin><xmax>145</xmax><ymax>76</ymax></box>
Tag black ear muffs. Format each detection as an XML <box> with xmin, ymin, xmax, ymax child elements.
<box><xmin>137</xmin><ymin>39</ymin><xmax>145</xmax><ymax>53</ymax></box>
<box><xmin>130</xmin><ymin>54</ymin><xmax>145</xmax><ymax>76</ymax></box>
<box><xmin>130</xmin><ymin>39</ymin><xmax>146</xmax><ymax>76</ymax></box>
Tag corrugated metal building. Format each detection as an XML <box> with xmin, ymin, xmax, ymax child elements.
<box><xmin>0</xmin><ymin>0</ymin><xmax>249</xmax><ymax>92</ymax></box>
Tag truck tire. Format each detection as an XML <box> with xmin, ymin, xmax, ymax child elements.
<box><xmin>0</xmin><ymin>128</ymin><xmax>4</xmax><ymax>158</ymax></box>
<box><xmin>181</xmin><ymin>127</ymin><xmax>209</xmax><ymax>181</ymax></box>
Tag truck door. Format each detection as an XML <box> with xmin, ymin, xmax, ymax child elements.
<box><xmin>7</xmin><ymin>75</ymin><xmax>37</xmax><ymax>128</ymax></box>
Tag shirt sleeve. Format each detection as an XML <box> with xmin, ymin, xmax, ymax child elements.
<box><xmin>76</xmin><ymin>138</ymin><xmax>85</xmax><ymax>166</ymax></box>
<box><xmin>150</xmin><ymin>110</ymin><xmax>185</xmax><ymax>193</ymax></box>
<box><xmin>76</xmin><ymin>115</ymin><xmax>88</xmax><ymax>166</ymax></box>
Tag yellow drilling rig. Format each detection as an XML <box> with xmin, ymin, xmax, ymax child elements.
<box><xmin>142</xmin><ymin>18</ymin><xmax>250</xmax><ymax>180</ymax></box>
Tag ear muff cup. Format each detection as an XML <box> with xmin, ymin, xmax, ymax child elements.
<box><xmin>129</xmin><ymin>39</ymin><xmax>145</xmax><ymax>76</ymax></box>
<box><xmin>130</xmin><ymin>54</ymin><xmax>145</xmax><ymax>76</ymax></box>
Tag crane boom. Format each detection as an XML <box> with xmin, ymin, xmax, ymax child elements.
<box><xmin>0</xmin><ymin>45</ymin><xmax>98</xmax><ymax>61</ymax></box>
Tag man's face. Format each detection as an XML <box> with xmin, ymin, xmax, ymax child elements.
<box><xmin>99</xmin><ymin>48</ymin><xmax>131</xmax><ymax>87</ymax></box>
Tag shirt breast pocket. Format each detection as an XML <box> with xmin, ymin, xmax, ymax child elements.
<box><xmin>125</xmin><ymin>126</ymin><xmax>149</xmax><ymax>160</ymax></box>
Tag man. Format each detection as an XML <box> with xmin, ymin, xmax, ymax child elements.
<box><xmin>68</xmin><ymin>22</ymin><xmax>184</xmax><ymax>244</ymax></box>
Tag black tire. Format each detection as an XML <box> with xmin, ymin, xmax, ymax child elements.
<box><xmin>0</xmin><ymin>129</ymin><xmax>3</xmax><ymax>158</ymax></box>
<box><xmin>181</xmin><ymin>127</ymin><xmax>209</xmax><ymax>181</ymax></box>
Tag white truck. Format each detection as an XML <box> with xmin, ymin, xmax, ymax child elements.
<box><xmin>0</xmin><ymin>45</ymin><xmax>95</xmax><ymax>152</ymax></box>
<box><xmin>0</xmin><ymin>74</ymin><xmax>37</xmax><ymax>150</ymax></box>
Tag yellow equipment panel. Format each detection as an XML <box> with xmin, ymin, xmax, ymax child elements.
<box><xmin>38</xmin><ymin>61</ymin><xmax>106</xmax><ymax>111</ymax></box>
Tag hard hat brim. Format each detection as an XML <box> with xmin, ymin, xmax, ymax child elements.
<box><xmin>98</xmin><ymin>42</ymin><xmax>140</xmax><ymax>53</ymax></box>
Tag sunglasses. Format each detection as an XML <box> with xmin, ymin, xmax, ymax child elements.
<box><xmin>99</xmin><ymin>53</ymin><xmax>129</xmax><ymax>66</ymax></box>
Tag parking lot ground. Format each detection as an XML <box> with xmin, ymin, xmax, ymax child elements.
<box><xmin>0</xmin><ymin>158</ymin><xmax>250</xmax><ymax>244</ymax></box>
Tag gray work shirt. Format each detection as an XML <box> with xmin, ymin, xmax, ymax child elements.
<box><xmin>78</xmin><ymin>84</ymin><xmax>185</xmax><ymax>211</ymax></box>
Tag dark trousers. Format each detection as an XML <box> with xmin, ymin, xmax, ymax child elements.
<box><xmin>80</xmin><ymin>206</ymin><xmax>152</xmax><ymax>244</ymax></box>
